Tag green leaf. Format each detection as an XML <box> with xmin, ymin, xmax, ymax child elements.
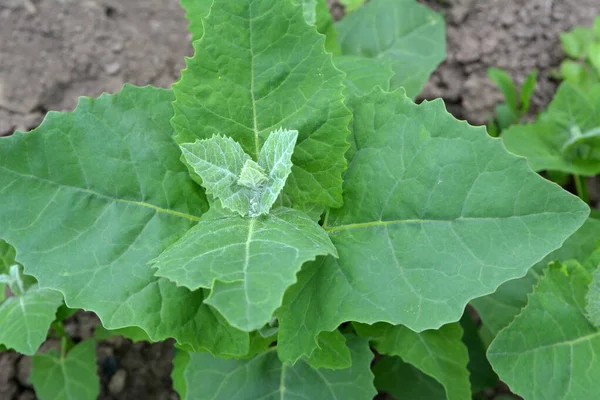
<box><xmin>488</xmin><ymin>262</ymin><xmax>600</xmax><ymax>400</ymax></box>
<box><xmin>31</xmin><ymin>340</ymin><xmax>99</xmax><ymax>400</ymax></box>
<box><xmin>172</xmin><ymin>349</ymin><xmax>191</xmax><ymax>400</ymax></box>
<box><xmin>373</xmin><ymin>356</ymin><xmax>446</xmax><ymax>400</ymax></box>
<box><xmin>306</xmin><ymin>330</ymin><xmax>352</xmax><ymax>369</ymax></box>
<box><xmin>276</xmin><ymin>88</ymin><xmax>589</xmax><ymax>363</ymax></box>
<box><xmin>93</xmin><ymin>325</ymin><xmax>152</xmax><ymax>343</ymax></box>
<box><xmin>561</xmin><ymin>27</ymin><xmax>595</xmax><ymax>59</ymax></box>
<box><xmin>0</xmin><ymin>284</ymin><xmax>63</xmax><ymax>355</ymax></box>
<box><xmin>180</xmin><ymin>0</ymin><xmax>213</xmax><ymax>42</ymax></box>
<box><xmin>177</xmin><ymin>335</ymin><xmax>376</xmax><ymax>400</ymax></box>
<box><xmin>315</xmin><ymin>0</ymin><xmax>341</xmax><ymax>54</ymax></box>
<box><xmin>336</xmin><ymin>0</ymin><xmax>445</xmax><ymax>98</ymax></box>
<box><xmin>182</xmin><ymin>128</ymin><xmax>301</xmax><ymax>219</ymax></box>
<box><xmin>502</xmin><ymin>82</ymin><xmax>600</xmax><ymax>175</ymax></box>
<box><xmin>301</xmin><ymin>0</ymin><xmax>317</xmax><ymax>25</ymax></box>
<box><xmin>180</xmin><ymin>135</ymin><xmax>252</xmax><ymax>215</ymax></box>
<box><xmin>459</xmin><ymin>311</ymin><xmax>498</xmax><ymax>393</ymax></box>
<box><xmin>172</xmin><ymin>0</ymin><xmax>351</xmax><ymax>209</ymax></box>
<box><xmin>355</xmin><ymin>322</ymin><xmax>470</xmax><ymax>400</ymax></box>
<box><xmin>0</xmin><ymin>240</ymin><xmax>17</xmax><ymax>302</ymax></box>
<box><xmin>520</xmin><ymin>69</ymin><xmax>538</xmax><ymax>114</ymax></box>
<box><xmin>0</xmin><ymin>85</ymin><xmax>253</xmax><ymax>356</ymax></box>
<box><xmin>334</xmin><ymin>56</ymin><xmax>393</xmax><ymax>99</ymax></box>
<box><xmin>153</xmin><ymin>207</ymin><xmax>336</xmax><ymax>331</ymax></box>
<box><xmin>586</xmin><ymin>265</ymin><xmax>600</xmax><ymax>326</ymax></box>
<box><xmin>472</xmin><ymin>216</ymin><xmax>600</xmax><ymax>337</ymax></box>
<box><xmin>488</xmin><ymin>68</ymin><xmax>518</xmax><ymax>116</ymax></box>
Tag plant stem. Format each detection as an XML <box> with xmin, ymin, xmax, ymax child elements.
<box><xmin>60</xmin><ymin>336</ymin><xmax>67</xmax><ymax>360</ymax></box>
<box><xmin>574</xmin><ymin>175</ymin><xmax>589</xmax><ymax>204</ymax></box>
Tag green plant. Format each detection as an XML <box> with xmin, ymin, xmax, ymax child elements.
<box><xmin>559</xmin><ymin>16</ymin><xmax>600</xmax><ymax>87</ymax></box>
<box><xmin>487</xmin><ymin>68</ymin><xmax>538</xmax><ymax>136</ymax></box>
<box><xmin>0</xmin><ymin>1</ymin><xmax>593</xmax><ymax>399</ymax></box>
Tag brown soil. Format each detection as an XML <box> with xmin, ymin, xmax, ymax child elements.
<box><xmin>1</xmin><ymin>0</ymin><xmax>599</xmax><ymax>399</ymax></box>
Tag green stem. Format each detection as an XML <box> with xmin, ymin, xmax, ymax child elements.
<box><xmin>60</xmin><ymin>336</ymin><xmax>67</xmax><ymax>360</ymax></box>
<box><xmin>52</xmin><ymin>321</ymin><xmax>74</xmax><ymax>359</ymax></box>
<box><xmin>574</xmin><ymin>175</ymin><xmax>589</xmax><ymax>204</ymax></box>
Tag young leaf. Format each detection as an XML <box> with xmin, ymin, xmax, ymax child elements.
<box><xmin>355</xmin><ymin>322</ymin><xmax>471</xmax><ymax>400</ymax></box>
<box><xmin>586</xmin><ymin>265</ymin><xmax>600</xmax><ymax>326</ymax></box>
<box><xmin>519</xmin><ymin>69</ymin><xmax>538</xmax><ymax>114</ymax></box>
<box><xmin>31</xmin><ymin>340</ymin><xmax>99</xmax><ymax>400</ymax></box>
<box><xmin>373</xmin><ymin>356</ymin><xmax>446</xmax><ymax>400</ymax></box>
<box><xmin>336</xmin><ymin>0</ymin><xmax>445</xmax><ymax>98</ymax></box>
<box><xmin>314</xmin><ymin>0</ymin><xmax>341</xmax><ymax>54</ymax></box>
<box><xmin>502</xmin><ymin>82</ymin><xmax>600</xmax><ymax>175</ymax></box>
<box><xmin>276</xmin><ymin>88</ymin><xmax>589</xmax><ymax>364</ymax></box>
<box><xmin>0</xmin><ymin>284</ymin><xmax>63</xmax><ymax>355</ymax></box>
<box><xmin>176</xmin><ymin>336</ymin><xmax>376</xmax><ymax>400</ymax></box>
<box><xmin>488</xmin><ymin>68</ymin><xmax>519</xmax><ymax>116</ymax></box>
<box><xmin>306</xmin><ymin>330</ymin><xmax>352</xmax><ymax>370</ymax></box>
<box><xmin>0</xmin><ymin>85</ymin><xmax>253</xmax><ymax>356</ymax></box>
<box><xmin>152</xmin><ymin>207</ymin><xmax>336</xmax><ymax>331</ymax></box>
<box><xmin>180</xmin><ymin>0</ymin><xmax>213</xmax><ymax>42</ymax></box>
<box><xmin>488</xmin><ymin>262</ymin><xmax>600</xmax><ymax>400</ymax></box>
<box><xmin>471</xmin><ymin>216</ymin><xmax>600</xmax><ymax>337</ymax></box>
<box><xmin>172</xmin><ymin>0</ymin><xmax>351</xmax><ymax>209</ymax></box>
<box><xmin>180</xmin><ymin>135</ymin><xmax>252</xmax><ymax>215</ymax></box>
<box><xmin>301</xmin><ymin>0</ymin><xmax>317</xmax><ymax>25</ymax></box>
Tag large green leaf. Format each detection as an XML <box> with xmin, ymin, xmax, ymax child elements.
<box><xmin>172</xmin><ymin>0</ymin><xmax>351</xmax><ymax>209</ymax></box>
<box><xmin>472</xmin><ymin>216</ymin><xmax>600</xmax><ymax>336</ymax></box>
<box><xmin>502</xmin><ymin>83</ymin><xmax>600</xmax><ymax>175</ymax></box>
<box><xmin>0</xmin><ymin>85</ymin><xmax>250</xmax><ymax>356</ymax></box>
<box><xmin>488</xmin><ymin>262</ymin><xmax>600</xmax><ymax>399</ymax></box>
<box><xmin>276</xmin><ymin>88</ymin><xmax>589</xmax><ymax>363</ymax></box>
<box><xmin>355</xmin><ymin>322</ymin><xmax>470</xmax><ymax>400</ymax></box>
<box><xmin>0</xmin><ymin>284</ymin><xmax>62</xmax><ymax>355</ymax></box>
<box><xmin>373</xmin><ymin>356</ymin><xmax>446</xmax><ymax>400</ymax></box>
<box><xmin>180</xmin><ymin>0</ymin><xmax>213</xmax><ymax>42</ymax></box>
<box><xmin>177</xmin><ymin>335</ymin><xmax>376</xmax><ymax>400</ymax></box>
<box><xmin>336</xmin><ymin>0</ymin><xmax>445</xmax><ymax>98</ymax></box>
<box><xmin>152</xmin><ymin>207</ymin><xmax>336</xmax><ymax>331</ymax></box>
<box><xmin>31</xmin><ymin>341</ymin><xmax>99</xmax><ymax>400</ymax></box>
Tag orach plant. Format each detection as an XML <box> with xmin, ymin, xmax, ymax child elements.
<box><xmin>0</xmin><ymin>1</ymin><xmax>595</xmax><ymax>399</ymax></box>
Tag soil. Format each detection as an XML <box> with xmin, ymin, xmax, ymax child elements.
<box><xmin>1</xmin><ymin>0</ymin><xmax>599</xmax><ymax>399</ymax></box>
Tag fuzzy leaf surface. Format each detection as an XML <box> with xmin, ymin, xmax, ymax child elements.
<box><xmin>31</xmin><ymin>341</ymin><xmax>99</xmax><ymax>400</ymax></box>
<box><xmin>177</xmin><ymin>336</ymin><xmax>375</xmax><ymax>400</ymax></box>
<box><xmin>153</xmin><ymin>207</ymin><xmax>336</xmax><ymax>331</ymax></box>
<box><xmin>336</xmin><ymin>0</ymin><xmax>445</xmax><ymax>98</ymax></box>
<box><xmin>502</xmin><ymin>83</ymin><xmax>600</xmax><ymax>175</ymax></box>
<box><xmin>355</xmin><ymin>322</ymin><xmax>470</xmax><ymax>400</ymax></box>
<box><xmin>0</xmin><ymin>285</ymin><xmax>62</xmax><ymax>355</ymax></box>
<box><xmin>488</xmin><ymin>262</ymin><xmax>600</xmax><ymax>400</ymax></box>
<box><xmin>172</xmin><ymin>0</ymin><xmax>351</xmax><ymax>208</ymax></box>
<box><xmin>472</xmin><ymin>216</ymin><xmax>600</xmax><ymax>336</ymax></box>
<box><xmin>0</xmin><ymin>85</ymin><xmax>251</xmax><ymax>356</ymax></box>
<box><xmin>276</xmin><ymin>88</ymin><xmax>589</xmax><ymax>363</ymax></box>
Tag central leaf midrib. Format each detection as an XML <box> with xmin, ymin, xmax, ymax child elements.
<box><xmin>323</xmin><ymin>212</ymin><xmax>570</xmax><ymax>232</ymax></box>
<box><xmin>248</xmin><ymin>7</ymin><xmax>260</xmax><ymax>160</ymax></box>
<box><xmin>0</xmin><ymin>166</ymin><xmax>201</xmax><ymax>222</ymax></box>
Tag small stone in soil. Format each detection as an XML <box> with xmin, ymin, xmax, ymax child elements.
<box><xmin>109</xmin><ymin>369</ymin><xmax>127</xmax><ymax>395</ymax></box>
